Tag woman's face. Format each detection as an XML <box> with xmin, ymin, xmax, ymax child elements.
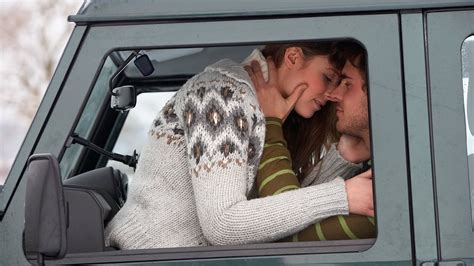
<box><xmin>281</xmin><ymin>55</ymin><xmax>340</xmax><ymax>118</ymax></box>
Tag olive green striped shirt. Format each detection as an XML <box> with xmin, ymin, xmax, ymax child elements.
<box><xmin>257</xmin><ymin>117</ymin><xmax>376</xmax><ymax>242</ymax></box>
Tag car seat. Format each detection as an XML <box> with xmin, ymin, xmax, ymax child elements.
<box><xmin>23</xmin><ymin>154</ymin><xmax>127</xmax><ymax>264</ymax></box>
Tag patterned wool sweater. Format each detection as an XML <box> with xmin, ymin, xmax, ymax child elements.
<box><xmin>104</xmin><ymin>57</ymin><xmax>352</xmax><ymax>249</ymax></box>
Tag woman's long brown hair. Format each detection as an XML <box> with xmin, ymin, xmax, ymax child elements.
<box><xmin>284</xmin><ymin>104</ymin><xmax>339</xmax><ymax>180</ymax></box>
<box><xmin>261</xmin><ymin>41</ymin><xmax>346</xmax><ymax>181</ymax></box>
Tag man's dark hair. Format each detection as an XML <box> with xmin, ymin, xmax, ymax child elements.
<box><xmin>337</xmin><ymin>41</ymin><xmax>368</xmax><ymax>90</ymax></box>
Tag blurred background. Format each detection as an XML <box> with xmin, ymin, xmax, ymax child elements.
<box><xmin>0</xmin><ymin>0</ymin><xmax>83</xmax><ymax>184</ymax></box>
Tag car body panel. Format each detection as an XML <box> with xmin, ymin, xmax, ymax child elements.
<box><xmin>1</xmin><ymin>1</ymin><xmax>473</xmax><ymax>265</ymax></box>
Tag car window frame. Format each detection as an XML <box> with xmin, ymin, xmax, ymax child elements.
<box><xmin>59</xmin><ymin>56</ymin><xmax>118</xmax><ymax>178</ymax></box>
<box><xmin>39</xmin><ymin>13</ymin><xmax>412</xmax><ymax>264</ymax></box>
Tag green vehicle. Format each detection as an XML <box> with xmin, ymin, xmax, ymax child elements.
<box><xmin>1</xmin><ymin>0</ymin><xmax>473</xmax><ymax>265</ymax></box>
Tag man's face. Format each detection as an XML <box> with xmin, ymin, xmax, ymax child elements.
<box><xmin>326</xmin><ymin>60</ymin><xmax>369</xmax><ymax>137</ymax></box>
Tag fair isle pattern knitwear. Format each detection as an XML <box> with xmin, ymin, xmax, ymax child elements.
<box><xmin>104</xmin><ymin>56</ymin><xmax>350</xmax><ymax>249</ymax></box>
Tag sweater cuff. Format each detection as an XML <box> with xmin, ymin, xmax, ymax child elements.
<box><xmin>324</xmin><ymin>177</ymin><xmax>350</xmax><ymax>215</ymax></box>
<box><xmin>265</xmin><ymin>117</ymin><xmax>283</xmax><ymax>125</ymax></box>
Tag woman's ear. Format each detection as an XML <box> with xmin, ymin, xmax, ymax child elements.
<box><xmin>283</xmin><ymin>47</ymin><xmax>304</xmax><ymax>70</ymax></box>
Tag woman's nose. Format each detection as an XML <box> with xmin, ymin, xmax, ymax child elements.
<box><xmin>325</xmin><ymin>84</ymin><xmax>346</xmax><ymax>102</ymax></box>
<box><xmin>325</xmin><ymin>94</ymin><xmax>339</xmax><ymax>102</ymax></box>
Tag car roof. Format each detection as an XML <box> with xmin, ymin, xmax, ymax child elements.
<box><xmin>70</xmin><ymin>0</ymin><xmax>474</xmax><ymax>23</ymax></box>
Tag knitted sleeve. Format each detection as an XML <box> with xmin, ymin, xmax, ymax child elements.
<box><xmin>257</xmin><ymin>118</ymin><xmax>376</xmax><ymax>242</ymax></box>
<box><xmin>179</xmin><ymin>70</ymin><xmax>349</xmax><ymax>245</ymax></box>
<box><xmin>301</xmin><ymin>144</ymin><xmax>362</xmax><ymax>187</ymax></box>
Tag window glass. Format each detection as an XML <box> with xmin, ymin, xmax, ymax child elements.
<box><xmin>60</xmin><ymin>57</ymin><xmax>117</xmax><ymax>178</ymax></box>
<box><xmin>461</xmin><ymin>35</ymin><xmax>474</xmax><ymax>226</ymax></box>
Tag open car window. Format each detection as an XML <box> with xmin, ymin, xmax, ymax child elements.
<box><xmin>57</xmin><ymin>38</ymin><xmax>384</xmax><ymax>262</ymax></box>
<box><xmin>7</xmin><ymin>10</ymin><xmax>414</xmax><ymax>265</ymax></box>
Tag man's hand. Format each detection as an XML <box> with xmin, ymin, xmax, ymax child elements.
<box><xmin>345</xmin><ymin>169</ymin><xmax>374</xmax><ymax>217</ymax></box>
<box><xmin>245</xmin><ymin>57</ymin><xmax>305</xmax><ymax>122</ymax></box>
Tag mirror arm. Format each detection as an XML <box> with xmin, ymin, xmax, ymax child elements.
<box><xmin>67</xmin><ymin>133</ymin><xmax>138</xmax><ymax>169</ymax></box>
<box><xmin>109</xmin><ymin>50</ymin><xmax>140</xmax><ymax>96</ymax></box>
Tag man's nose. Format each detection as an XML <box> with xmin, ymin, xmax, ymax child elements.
<box><xmin>325</xmin><ymin>85</ymin><xmax>345</xmax><ymax>102</ymax></box>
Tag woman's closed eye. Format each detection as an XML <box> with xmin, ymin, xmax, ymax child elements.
<box><xmin>343</xmin><ymin>79</ymin><xmax>352</xmax><ymax>89</ymax></box>
<box><xmin>323</xmin><ymin>73</ymin><xmax>340</xmax><ymax>87</ymax></box>
<box><xmin>323</xmin><ymin>74</ymin><xmax>332</xmax><ymax>83</ymax></box>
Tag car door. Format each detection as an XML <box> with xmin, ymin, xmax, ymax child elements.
<box><xmin>0</xmin><ymin>9</ymin><xmax>412</xmax><ymax>266</ymax></box>
<box><xmin>426</xmin><ymin>8</ymin><xmax>474</xmax><ymax>265</ymax></box>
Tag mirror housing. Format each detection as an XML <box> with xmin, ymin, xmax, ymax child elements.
<box><xmin>108</xmin><ymin>51</ymin><xmax>155</xmax><ymax>112</ymax></box>
<box><xmin>134</xmin><ymin>54</ymin><xmax>155</xmax><ymax>76</ymax></box>
<box><xmin>111</xmin><ymin>85</ymin><xmax>136</xmax><ymax>111</ymax></box>
<box><xmin>23</xmin><ymin>154</ymin><xmax>67</xmax><ymax>262</ymax></box>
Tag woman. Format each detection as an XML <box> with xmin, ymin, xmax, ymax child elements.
<box><xmin>104</xmin><ymin>42</ymin><xmax>373</xmax><ymax>249</ymax></box>
<box><xmin>247</xmin><ymin>47</ymin><xmax>376</xmax><ymax>241</ymax></box>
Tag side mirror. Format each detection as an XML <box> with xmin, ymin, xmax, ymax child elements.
<box><xmin>111</xmin><ymin>85</ymin><xmax>136</xmax><ymax>112</ymax></box>
<box><xmin>24</xmin><ymin>154</ymin><xmax>67</xmax><ymax>263</ymax></box>
<box><xmin>109</xmin><ymin>51</ymin><xmax>155</xmax><ymax>112</ymax></box>
<box><xmin>134</xmin><ymin>54</ymin><xmax>155</xmax><ymax>76</ymax></box>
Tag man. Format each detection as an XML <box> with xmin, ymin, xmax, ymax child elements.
<box><xmin>327</xmin><ymin>42</ymin><xmax>374</xmax><ymax>222</ymax></box>
<box><xmin>286</xmin><ymin>42</ymin><xmax>375</xmax><ymax>241</ymax></box>
<box><xmin>247</xmin><ymin>42</ymin><xmax>375</xmax><ymax>241</ymax></box>
<box><xmin>328</xmin><ymin>42</ymin><xmax>371</xmax><ymax>165</ymax></box>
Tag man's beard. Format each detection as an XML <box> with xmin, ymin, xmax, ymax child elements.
<box><xmin>336</xmin><ymin>116</ymin><xmax>369</xmax><ymax>138</ymax></box>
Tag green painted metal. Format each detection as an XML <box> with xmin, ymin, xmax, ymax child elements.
<box><xmin>1</xmin><ymin>1</ymin><xmax>473</xmax><ymax>265</ymax></box>
<box><xmin>427</xmin><ymin>9</ymin><xmax>474</xmax><ymax>260</ymax></box>
<box><xmin>69</xmin><ymin>0</ymin><xmax>474</xmax><ymax>23</ymax></box>
<box><xmin>401</xmin><ymin>12</ymin><xmax>439</xmax><ymax>262</ymax></box>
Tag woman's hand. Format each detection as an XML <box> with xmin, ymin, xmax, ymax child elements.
<box><xmin>245</xmin><ymin>57</ymin><xmax>306</xmax><ymax>122</ymax></box>
<box><xmin>345</xmin><ymin>169</ymin><xmax>374</xmax><ymax>217</ymax></box>
<box><xmin>337</xmin><ymin>134</ymin><xmax>371</xmax><ymax>163</ymax></box>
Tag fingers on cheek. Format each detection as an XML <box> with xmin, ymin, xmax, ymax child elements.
<box><xmin>251</xmin><ymin>61</ymin><xmax>258</xmax><ymax>70</ymax></box>
<box><xmin>244</xmin><ymin>66</ymin><xmax>252</xmax><ymax>75</ymax></box>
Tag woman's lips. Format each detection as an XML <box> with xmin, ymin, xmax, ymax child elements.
<box><xmin>314</xmin><ymin>99</ymin><xmax>326</xmax><ymax>108</ymax></box>
<box><xmin>313</xmin><ymin>99</ymin><xmax>322</xmax><ymax>110</ymax></box>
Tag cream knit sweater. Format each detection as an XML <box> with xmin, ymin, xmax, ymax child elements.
<box><xmin>104</xmin><ymin>53</ymin><xmax>357</xmax><ymax>249</ymax></box>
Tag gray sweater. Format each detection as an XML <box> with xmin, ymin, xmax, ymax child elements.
<box><xmin>104</xmin><ymin>58</ymin><xmax>355</xmax><ymax>249</ymax></box>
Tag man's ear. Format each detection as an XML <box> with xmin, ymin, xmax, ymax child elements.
<box><xmin>283</xmin><ymin>47</ymin><xmax>304</xmax><ymax>70</ymax></box>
